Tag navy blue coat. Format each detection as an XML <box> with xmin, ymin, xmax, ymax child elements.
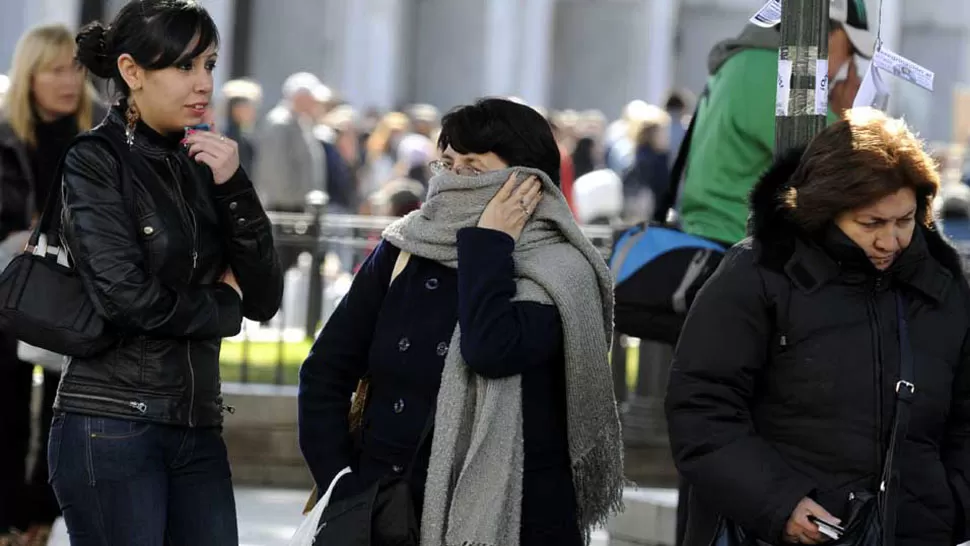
<box><xmin>299</xmin><ymin>227</ymin><xmax>583</xmax><ymax>544</ymax></box>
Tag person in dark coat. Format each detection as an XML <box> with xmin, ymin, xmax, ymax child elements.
<box><xmin>299</xmin><ymin>98</ymin><xmax>624</xmax><ymax>545</ymax></box>
<box><xmin>666</xmin><ymin>108</ymin><xmax>970</xmax><ymax>546</ymax></box>
<box><xmin>0</xmin><ymin>23</ymin><xmax>105</xmax><ymax>546</ymax></box>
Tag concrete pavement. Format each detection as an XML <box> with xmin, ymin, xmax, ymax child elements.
<box><xmin>49</xmin><ymin>487</ymin><xmax>613</xmax><ymax>545</ymax></box>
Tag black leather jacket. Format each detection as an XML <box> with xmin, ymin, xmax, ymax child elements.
<box><xmin>54</xmin><ymin>105</ymin><xmax>283</xmax><ymax>427</ymax></box>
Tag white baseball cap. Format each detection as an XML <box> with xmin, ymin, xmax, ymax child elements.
<box><xmin>830</xmin><ymin>0</ymin><xmax>875</xmax><ymax>58</ymax></box>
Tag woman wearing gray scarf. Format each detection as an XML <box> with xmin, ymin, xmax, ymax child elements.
<box><xmin>299</xmin><ymin>98</ymin><xmax>624</xmax><ymax>545</ymax></box>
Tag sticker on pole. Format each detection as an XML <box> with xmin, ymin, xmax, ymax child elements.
<box><xmin>750</xmin><ymin>0</ymin><xmax>782</xmax><ymax>28</ymax></box>
<box><xmin>872</xmin><ymin>48</ymin><xmax>934</xmax><ymax>91</ymax></box>
<box><xmin>776</xmin><ymin>58</ymin><xmax>793</xmax><ymax>116</ymax></box>
<box><xmin>815</xmin><ymin>59</ymin><xmax>829</xmax><ymax>115</ymax></box>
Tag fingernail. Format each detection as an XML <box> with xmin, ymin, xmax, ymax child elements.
<box><xmin>180</xmin><ymin>138</ymin><xmax>188</xmax><ymax>145</ymax></box>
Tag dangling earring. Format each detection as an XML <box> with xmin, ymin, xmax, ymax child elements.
<box><xmin>125</xmin><ymin>100</ymin><xmax>140</xmax><ymax>147</ymax></box>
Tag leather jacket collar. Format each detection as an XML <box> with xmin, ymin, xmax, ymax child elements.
<box><xmin>104</xmin><ymin>101</ymin><xmax>184</xmax><ymax>159</ymax></box>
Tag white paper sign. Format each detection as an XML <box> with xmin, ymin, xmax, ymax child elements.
<box><xmin>872</xmin><ymin>48</ymin><xmax>934</xmax><ymax>91</ymax></box>
<box><xmin>750</xmin><ymin>0</ymin><xmax>782</xmax><ymax>28</ymax></box>
<box><xmin>815</xmin><ymin>59</ymin><xmax>829</xmax><ymax>115</ymax></box>
<box><xmin>776</xmin><ymin>58</ymin><xmax>793</xmax><ymax>116</ymax></box>
<box><xmin>853</xmin><ymin>62</ymin><xmax>892</xmax><ymax>111</ymax></box>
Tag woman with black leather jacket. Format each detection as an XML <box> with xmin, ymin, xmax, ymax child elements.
<box><xmin>47</xmin><ymin>2</ymin><xmax>283</xmax><ymax>545</ymax></box>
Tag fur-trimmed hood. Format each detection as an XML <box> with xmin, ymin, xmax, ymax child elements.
<box><xmin>746</xmin><ymin>147</ymin><xmax>966</xmax><ymax>289</ymax></box>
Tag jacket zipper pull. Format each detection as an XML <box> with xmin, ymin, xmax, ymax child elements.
<box><xmin>192</xmin><ymin>251</ymin><xmax>198</xmax><ymax>270</ymax></box>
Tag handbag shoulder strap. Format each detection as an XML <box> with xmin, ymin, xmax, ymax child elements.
<box><xmin>35</xmin><ymin>130</ymin><xmax>135</xmax><ymax>251</ymax></box>
<box><xmin>391</xmin><ymin>250</ymin><xmax>410</xmax><ymax>285</ymax></box>
<box><xmin>880</xmin><ymin>293</ymin><xmax>916</xmax><ymax>539</ymax></box>
<box><xmin>652</xmin><ymin>85</ymin><xmax>710</xmax><ymax>224</ymax></box>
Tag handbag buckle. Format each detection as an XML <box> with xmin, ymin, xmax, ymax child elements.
<box><xmin>895</xmin><ymin>380</ymin><xmax>915</xmax><ymax>395</ymax></box>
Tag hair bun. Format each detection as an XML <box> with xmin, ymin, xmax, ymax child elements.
<box><xmin>76</xmin><ymin>22</ymin><xmax>114</xmax><ymax>79</ymax></box>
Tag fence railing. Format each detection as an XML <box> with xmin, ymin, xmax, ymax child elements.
<box><xmin>221</xmin><ymin>211</ymin><xmax>619</xmax><ymax>386</ymax></box>
<box><xmin>226</xmin><ymin>211</ymin><xmax>692</xmax><ymax>452</ymax></box>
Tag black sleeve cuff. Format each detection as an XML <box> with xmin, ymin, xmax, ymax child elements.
<box><xmin>456</xmin><ymin>227</ymin><xmax>514</xmax><ymax>255</ymax></box>
<box><xmin>211</xmin><ymin>166</ymin><xmax>253</xmax><ymax>198</ymax></box>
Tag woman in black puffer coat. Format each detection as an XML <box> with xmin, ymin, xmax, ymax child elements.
<box><xmin>666</xmin><ymin>108</ymin><xmax>970</xmax><ymax>546</ymax></box>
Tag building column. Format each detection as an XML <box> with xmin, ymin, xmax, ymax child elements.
<box><xmin>639</xmin><ymin>0</ymin><xmax>679</xmax><ymax>105</ymax></box>
<box><xmin>340</xmin><ymin>0</ymin><xmax>407</xmax><ymax>111</ymax></box>
<box><xmin>896</xmin><ymin>0</ymin><xmax>970</xmax><ymax>142</ymax></box>
<box><xmin>482</xmin><ymin>0</ymin><xmax>519</xmax><ymax>98</ymax></box>
<box><xmin>516</xmin><ymin>0</ymin><xmax>556</xmax><ymax>108</ymax></box>
<box><xmin>0</xmin><ymin>0</ymin><xmax>82</xmax><ymax>73</ymax></box>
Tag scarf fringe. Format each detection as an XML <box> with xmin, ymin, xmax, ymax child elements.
<box><xmin>572</xmin><ymin>423</ymin><xmax>626</xmax><ymax>544</ymax></box>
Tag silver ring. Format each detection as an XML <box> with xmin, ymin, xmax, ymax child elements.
<box><xmin>220</xmin><ymin>135</ymin><xmax>226</xmax><ymax>142</ymax></box>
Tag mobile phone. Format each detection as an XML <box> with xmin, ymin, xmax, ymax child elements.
<box><xmin>807</xmin><ymin>515</ymin><xmax>845</xmax><ymax>540</ymax></box>
<box><xmin>183</xmin><ymin>124</ymin><xmax>210</xmax><ymax>151</ymax></box>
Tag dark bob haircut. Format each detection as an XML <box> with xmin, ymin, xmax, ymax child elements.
<box><xmin>437</xmin><ymin>98</ymin><xmax>562</xmax><ymax>186</ymax></box>
<box><xmin>784</xmin><ymin>107</ymin><xmax>940</xmax><ymax>233</ymax></box>
<box><xmin>76</xmin><ymin>0</ymin><xmax>219</xmax><ymax>96</ymax></box>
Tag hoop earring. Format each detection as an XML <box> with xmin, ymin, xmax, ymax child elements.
<box><xmin>125</xmin><ymin>101</ymin><xmax>140</xmax><ymax>147</ymax></box>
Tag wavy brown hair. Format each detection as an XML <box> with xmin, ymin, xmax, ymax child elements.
<box><xmin>783</xmin><ymin>108</ymin><xmax>940</xmax><ymax>233</ymax></box>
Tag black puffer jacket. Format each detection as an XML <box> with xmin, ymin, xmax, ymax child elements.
<box><xmin>54</xmin><ymin>104</ymin><xmax>283</xmax><ymax>427</ymax></box>
<box><xmin>666</xmin><ymin>150</ymin><xmax>970</xmax><ymax>546</ymax></box>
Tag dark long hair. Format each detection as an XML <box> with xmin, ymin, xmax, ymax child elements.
<box><xmin>76</xmin><ymin>0</ymin><xmax>219</xmax><ymax>96</ymax></box>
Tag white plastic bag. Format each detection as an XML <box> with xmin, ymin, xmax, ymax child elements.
<box><xmin>287</xmin><ymin>467</ymin><xmax>352</xmax><ymax>546</ymax></box>
<box><xmin>18</xmin><ymin>341</ymin><xmax>66</xmax><ymax>372</ymax></box>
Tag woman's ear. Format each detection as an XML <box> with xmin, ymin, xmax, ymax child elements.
<box><xmin>117</xmin><ymin>53</ymin><xmax>142</xmax><ymax>92</ymax></box>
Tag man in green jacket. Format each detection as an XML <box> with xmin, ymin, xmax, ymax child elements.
<box><xmin>678</xmin><ymin>0</ymin><xmax>873</xmax><ymax>246</ymax></box>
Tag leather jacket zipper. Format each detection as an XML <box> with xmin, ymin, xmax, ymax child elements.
<box><xmin>163</xmin><ymin>157</ymin><xmax>199</xmax><ymax>279</ymax></box>
<box><xmin>165</xmin><ymin>156</ymin><xmax>198</xmax><ymax>428</ymax></box>
<box><xmin>187</xmin><ymin>341</ymin><xmax>196</xmax><ymax>427</ymax></box>
<box><xmin>60</xmin><ymin>392</ymin><xmax>147</xmax><ymax>414</ymax></box>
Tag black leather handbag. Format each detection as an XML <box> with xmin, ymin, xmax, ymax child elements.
<box><xmin>313</xmin><ymin>410</ymin><xmax>434</xmax><ymax>546</ymax></box>
<box><xmin>0</xmin><ymin>132</ymin><xmax>131</xmax><ymax>357</ymax></box>
<box><xmin>711</xmin><ymin>294</ymin><xmax>916</xmax><ymax>546</ymax></box>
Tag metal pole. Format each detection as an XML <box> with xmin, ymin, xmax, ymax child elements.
<box><xmin>775</xmin><ymin>0</ymin><xmax>830</xmax><ymax>156</ymax></box>
<box><xmin>304</xmin><ymin>191</ymin><xmax>329</xmax><ymax>342</ymax></box>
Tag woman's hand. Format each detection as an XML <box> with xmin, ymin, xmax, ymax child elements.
<box><xmin>477</xmin><ymin>172</ymin><xmax>542</xmax><ymax>242</ymax></box>
<box><xmin>830</xmin><ymin>58</ymin><xmax>861</xmax><ymax>119</ymax></box>
<box><xmin>220</xmin><ymin>268</ymin><xmax>242</xmax><ymax>299</ymax></box>
<box><xmin>784</xmin><ymin>497</ymin><xmax>840</xmax><ymax>544</ymax></box>
<box><xmin>183</xmin><ymin>122</ymin><xmax>241</xmax><ymax>185</ymax></box>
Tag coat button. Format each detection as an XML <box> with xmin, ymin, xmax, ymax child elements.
<box><xmin>425</xmin><ymin>277</ymin><xmax>439</xmax><ymax>290</ymax></box>
<box><xmin>398</xmin><ymin>337</ymin><xmax>410</xmax><ymax>352</ymax></box>
<box><xmin>229</xmin><ymin>201</ymin><xmax>238</xmax><ymax>211</ymax></box>
<box><xmin>393</xmin><ymin>398</ymin><xmax>405</xmax><ymax>414</ymax></box>
<box><xmin>142</xmin><ymin>226</ymin><xmax>154</xmax><ymax>235</ymax></box>
<box><xmin>236</xmin><ymin>217</ymin><xmax>246</xmax><ymax>225</ymax></box>
<box><xmin>392</xmin><ymin>465</ymin><xmax>404</xmax><ymax>474</ymax></box>
<box><xmin>436</xmin><ymin>342</ymin><xmax>449</xmax><ymax>356</ymax></box>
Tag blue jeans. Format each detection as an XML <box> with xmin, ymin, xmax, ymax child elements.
<box><xmin>48</xmin><ymin>412</ymin><xmax>238</xmax><ymax>546</ymax></box>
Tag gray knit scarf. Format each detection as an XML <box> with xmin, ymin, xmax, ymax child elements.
<box><xmin>382</xmin><ymin>167</ymin><xmax>624</xmax><ymax>546</ymax></box>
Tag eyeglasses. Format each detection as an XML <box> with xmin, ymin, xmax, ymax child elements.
<box><xmin>428</xmin><ymin>159</ymin><xmax>484</xmax><ymax>177</ymax></box>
